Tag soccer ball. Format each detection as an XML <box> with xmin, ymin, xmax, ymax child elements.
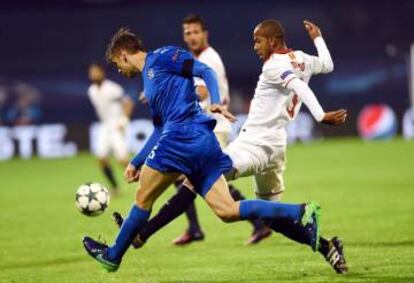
<box><xmin>75</xmin><ymin>182</ymin><xmax>110</xmax><ymax>216</ymax></box>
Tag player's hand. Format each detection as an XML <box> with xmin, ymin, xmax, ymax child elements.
<box><xmin>139</xmin><ymin>91</ymin><xmax>147</xmax><ymax>104</ymax></box>
<box><xmin>124</xmin><ymin>164</ymin><xmax>141</xmax><ymax>183</ymax></box>
<box><xmin>117</xmin><ymin>124</ymin><xmax>125</xmax><ymax>133</ymax></box>
<box><xmin>321</xmin><ymin>109</ymin><xmax>347</xmax><ymax>125</ymax></box>
<box><xmin>210</xmin><ymin>104</ymin><xmax>237</xmax><ymax>123</ymax></box>
<box><xmin>304</xmin><ymin>20</ymin><xmax>322</xmax><ymax>40</ymax></box>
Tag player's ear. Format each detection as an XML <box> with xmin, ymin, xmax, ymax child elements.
<box><xmin>119</xmin><ymin>51</ymin><xmax>128</xmax><ymax>63</ymax></box>
<box><xmin>118</xmin><ymin>50</ymin><xmax>126</xmax><ymax>61</ymax></box>
<box><xmin>268</xmin><ymin>37</ymin><xmax>276</xmax><ymax>48</ymax></box>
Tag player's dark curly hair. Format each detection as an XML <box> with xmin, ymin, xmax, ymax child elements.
<box><xmin>182</xmin><ymin>14</ymin><xmax>208</xmax><ymax>31</ymax></box>
<box><xmin>105</xmin><ymin>27</ymin><xmax>144</xmax><ymax>62</ymax></box>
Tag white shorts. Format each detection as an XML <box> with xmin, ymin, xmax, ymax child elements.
<box><xmin>214</xmin><ymin>131</ymin><xmax>230</xmax><ymax>149</ymax></box>
<box><xmin>95</xmin><ymin>123</ymin><xmax>129</xmax><ymax>161</ymax></box>
<box><xmin>224</xmin><ymin>135</ymin><xmax>286</xmax><ymax>200</ymax></box>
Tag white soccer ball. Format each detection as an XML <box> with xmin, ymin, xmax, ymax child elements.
<box><xmin>75</xmin><ymin>182</ymin><xmax>110</xmax><ymax>216</ymax></box>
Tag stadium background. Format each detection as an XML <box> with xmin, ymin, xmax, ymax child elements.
<box><xmin>1</xmin><ymin>0</ymin><xmax>413</xmax><ymax>160</ymax></box>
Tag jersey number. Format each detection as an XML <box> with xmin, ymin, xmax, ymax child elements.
<box><xmin>287</xmin><ymin>94</ymin><xmax>299</xmax><ymax>118</ymax></box>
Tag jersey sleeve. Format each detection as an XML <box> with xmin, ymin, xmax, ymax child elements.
<box><xmin>263</xmin><ymin>63</ymin><xmax>298</xmax><ymax>88</ymax></box>
<box><xmin>286</xmin><ymin>77</ymin><xmax>325</xmax><ymax>122</ymax></box>
<box><xmin>130</xmin><ymin>125</ymin><xmax>162</xmax><ymax>168</ymax></box>
<box><xmin>302</xmin><ymin>37</ymin><xmax>334</xmax><ymax>75</ymax></box>
<box><xmin>87</xmin><ymin>86</ymin><xmax>96</xmax><ymax>105</ymax></box>
<box><xmin>155</xmin><ymin>47</ymin><xmax>195</xmax><ymax>77</ymax></box>
<box><xmin>109</xmin><ymin>82</ymin><xmax>124</xmax><ymax>100</ymax></box>
<box><xmin>156</xmin><ymin>46</ymin><xmax>221</xmax><ymax>104</ymax></box>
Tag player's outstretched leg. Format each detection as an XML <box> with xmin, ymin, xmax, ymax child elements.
<box><xmin>204</xmin><ymin>175</ymin><xmax>321</xmax><ymax>252</ymax></box>
<box><xmin>228</xmin><ymin>184</ymin><xmax>272</xmax><ymax>245</ymax></box>
<box><xmin>113</xmin><ymin>183</ymin><xmax>197</xmax><ymax>249</ymax></box>
<box><xmin>112</xmin><ymin>182</ymin><xmax>272</xmax><ymax>248</ymax></box>
<box><xmin>99</xmin><ymin>158</ymin><xmax>119</xmax><ymax>193</ymax></box>
<box><xmin>172</xmin><ymin>180</ymin><xmax>204</xmax><ymax>246</ymax></box>
<box><xmin>319</xmin><ymin>236</ymin><xmax>348</xmax><ymax>274</ymax></box>
<box><xmin>83</xmin><ymin>165</ymin><xmax>180</xmax><ymax>272</ymax></box>
<box><xmin>269</xmin><ymin>218</ymin><xmax>348</xmax><ymax>273</ymax></box>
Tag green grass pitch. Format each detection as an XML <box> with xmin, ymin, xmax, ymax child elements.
<box><xmin>1</xmin><ymin>138</ymin><xmax>413</xmax><ymax>283</ymax></box>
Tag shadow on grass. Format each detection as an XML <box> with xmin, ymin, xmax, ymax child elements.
<box><xmin>1</xmin><ymin>256</ymin><xmax>87</xmax><ymax>270</ymax></box>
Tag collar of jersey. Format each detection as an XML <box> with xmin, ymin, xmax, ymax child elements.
<box><xmin>273</xmin><ymin>48</ymin><xmax>293</xmax><ymax>54</ymax></box>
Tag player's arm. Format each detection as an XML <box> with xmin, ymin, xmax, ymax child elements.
<box><xmin>285</xmin><ymin>76</ymin><xmax>346</xmax><ymax>125</ymax></box>
<box><xmin>303</xmin><ymin>20</ymin><xmax>334</xmax><ymax>74</ymax></box>
<box><xmin>196</xmin><ymin>84</ymin><xmax>209</xmax><ymax>101</ymax></box>
<box><xmin>191</xmin><ymin>60</ymin><xmax>236</xmax><ymax>122</ymax></box>
<box><xmin>158</xmin><ymin>48</ymin><xmax>236</xmax><ymax>122</ymax></box>
<box><xmin>125</xmin><ymin>124</ymin><xmax>162</xmax><ymax>183</ymax></box>
<box><xmin>122</xmin><ymin>96</ymin><xmax>134</xmax><ymax>118</ymax></box>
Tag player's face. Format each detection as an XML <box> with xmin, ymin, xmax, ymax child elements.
<box><xmin>183</xmin><ymin>23</ymin><xmax>207</xmax><ymax>53</ymax></box>
<box><xmin>112</xmin><ymin>53</ymin><xmax>138</xmax><ymax>78</ymax></box>
<box><xmin>88</xmin><ymin>66</ymin><xmax>105</xmax><ymax>84</ymax></box>
<box><xmin>253</xmin><ymin>27</ymin><xmax>272</xmax><ymax>61</ymax></box>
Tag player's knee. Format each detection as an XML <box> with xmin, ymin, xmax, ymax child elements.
<box><xmin>135</xmin><ymin>189</ymin><xmax>155</xmax><ymax>211</ymax></box>
<box><xmin>214</xmin><ymin>206</ymin><xmax>239</xmax><ymax>223</ymax></box>
<box><xmin>255</xmin><ymin>189</ymin><xmax>284</xmax><ymax>201</ymax></box>
<box><xmin>224</xmin><ymin>168</ymin><xmax>238</xmax><ymax>181</ymax></box>
<box><xmin>216</xmin><ymin>212</ymin><xmax>236</xmax><ymax>223</ymax></box>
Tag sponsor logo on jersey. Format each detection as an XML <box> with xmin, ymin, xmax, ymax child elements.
<box><xmin>172</xmin><ymin>49</ymin><xmax>180</xmax><ymax>62</ymax></box>
<box><xmin>291</xmin><ymin>61</ymin><xmax>305</xmax><ymax>71</ymax></box>
<box><xmin>148</xmin><ymin>68</ymin><xmax>155</xmax><ymax>79</ymax></box>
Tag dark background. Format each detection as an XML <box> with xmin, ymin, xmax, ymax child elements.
<box><xmin>0</xmin><ymin>0</ymin><xmax>413</xmax><ymax>136</ymax></box>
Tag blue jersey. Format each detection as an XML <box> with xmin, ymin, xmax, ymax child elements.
<box><xmin>142</xmin><ymin>46</ymin><xmax>216</xmax><ymax>130</ymax></box>
<box><xmin>131</xmin><ymin>46</ymin><xmax>232</xmax><ymax>196</ymax></box>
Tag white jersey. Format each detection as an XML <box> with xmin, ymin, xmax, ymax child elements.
<box><xmin>240</xmin><ymin>37</ymin><xmax>333</xmax><ymax>146</ymax></box>
<box><xmin>194</xmin><ymin>46</ymin><xmax>232</xmax><ymax>133</ymax></box>
<box><xmin>88</xmin><ymin>79</ymin><xmax>128</xmax><ymax>127</ymax></box>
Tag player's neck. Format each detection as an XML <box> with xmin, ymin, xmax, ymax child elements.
<box><xmin>273</xmin><ymin>42</ymin><xmax>291</xmax><ymax>54</ymax></box>
<box><xmin>131</xmin><ymin>51</ymin><xmax>147</xmax><ymax>72</ymax></box>
<box><xmin>193</xmin><ymin>44</ymin><xmax>209</xmax><ymax>57</ymax></box>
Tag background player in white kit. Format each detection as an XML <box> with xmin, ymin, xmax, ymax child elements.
<box><xmin>170</xmin><ymin>14</ymin><xmax>270</xmax><ymax>245</ymax></box>
<box><xmin>88</xmin><ymin>63</ymin><xmax>134</xmax><ymax>193</ymax></box>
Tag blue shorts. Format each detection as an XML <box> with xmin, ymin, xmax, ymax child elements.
<box><xmin>145</xmin><ymin>122</ymin><xmax>232</xmax><ymax>197</ymax></box>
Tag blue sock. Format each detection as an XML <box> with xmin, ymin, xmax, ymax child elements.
<box><xmin>239</xmin><ymin>200</ymin><xmax>302</xmax><ymax>221</ymax></box>
<box><xmin>107</xmin><ymin>204</ymin><xmax>151</xmax><ymax>262</ymax></box>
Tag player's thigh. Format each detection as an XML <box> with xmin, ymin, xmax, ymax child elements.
<box><xmin>254</xmin><ymin>146</ymin><xmax>286</xmax><ymax>201</ymax></box>
<box><xmin>136</xmin><ymin>165</ymin><xmax>181</xmax><ymax>210</ymax></box>
<box><xmin>203</xmin><ymin>175</ymin><xmax>240</xmax><ymax>222</ymax></box>
<box><xmin>225</xmin><ymin>138</ymin><xmax>270</xmax><ymax>178</ymax></box>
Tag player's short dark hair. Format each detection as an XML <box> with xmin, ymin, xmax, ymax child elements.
<box><xmin>257</xmin><ymin>19</ymin><xmax>285</xmax><ymax>39</ymax></box>
<box><xmin>105</xmin><ymin>27</ymin><xmax>144</xmax><ymax>62</ymax></box>
<box><xmin>182</xmin><ymin>14</ymin><xmax>208</xmax><ymax>31</ymax></box>
<box><xmin>89</xmin><ymin>62</ymin><xmax>105</xmax><ymax>71</ymax></box>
